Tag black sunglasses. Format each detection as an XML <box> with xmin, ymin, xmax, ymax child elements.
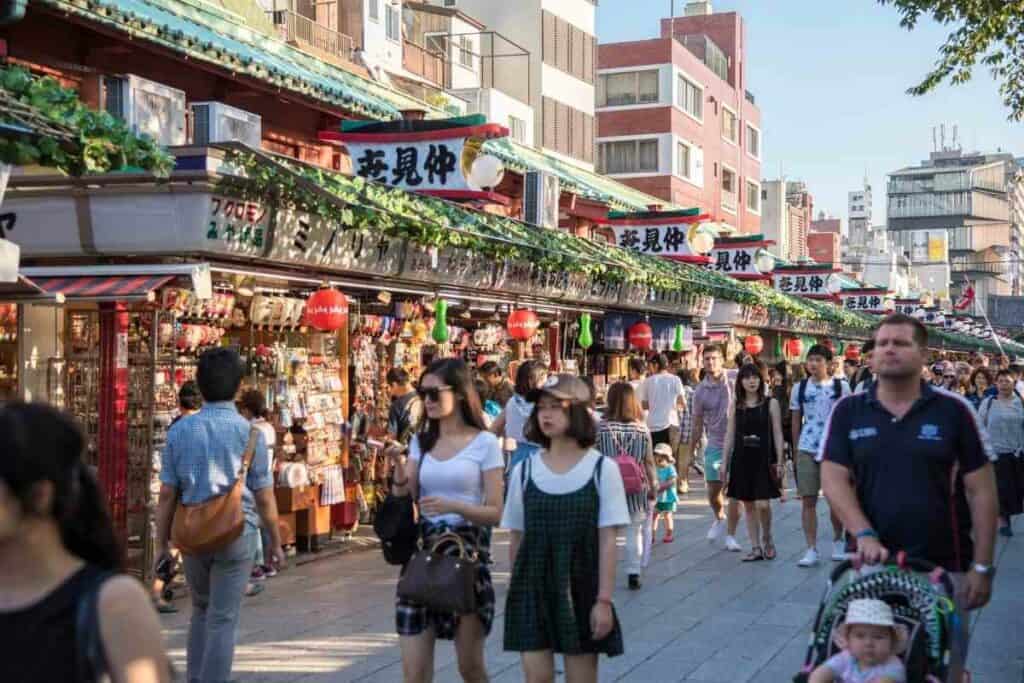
<box><xmin>417</xmin><ymin>386</ymin><xmax>453</xmax><ymax>402</ymax></box>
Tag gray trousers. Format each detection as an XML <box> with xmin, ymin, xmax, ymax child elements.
<box><xmin>183</xmin><ymin>529</ymin><xmax>257</xmax><ymax>683</ymax></box>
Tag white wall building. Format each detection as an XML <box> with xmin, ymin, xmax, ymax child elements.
<box><xmin>761</xmin><ymin>179</ymin><xmax>789</xmax><ymax>260</ymax></box>
<box><xmin>447</xmin><ymin>0</ymin><xmax>597</xmax><ymax>169</ymax></box>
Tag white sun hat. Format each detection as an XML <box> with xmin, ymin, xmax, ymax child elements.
<box><xmin>836</xmin><ymin>598</ymin><xmax>909</xmax><ymax>654</ymax></box>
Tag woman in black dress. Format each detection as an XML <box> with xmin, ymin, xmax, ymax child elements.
<box><xmin>0</xmin><ymin>402</ymin><xmax>170</xmax><ymax>682</ymax></box>
<box><xmin>722</xmin><ymin>364</ymin><xmax>784</xmax><ymax>561</ymax></box>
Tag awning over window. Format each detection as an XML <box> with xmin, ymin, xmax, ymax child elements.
<box><xmin>30</xmin><ymin>274</ymin><xmax>175</xmax><ymax>301</ymax></box>
<box><xmin>0</xmin><ymin>275</ymin><xmax>43</xmax><ymax>298</ymax></box>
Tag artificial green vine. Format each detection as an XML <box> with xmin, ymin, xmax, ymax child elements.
<box><xmin>0</xmin><ymin>66</ymin><xmax>174</xmax><ymax>177</ymax></box>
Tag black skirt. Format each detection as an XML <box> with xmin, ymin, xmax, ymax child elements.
<box><xmin>994</xmin><ymin>453</ymin><xmax>1024</xmax><ymax>518</ymax></box>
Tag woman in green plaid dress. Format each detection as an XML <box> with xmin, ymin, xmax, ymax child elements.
<box><xmin>501</xmin><ymin>375</ymin><xmax>630</xmax><ymax>682</ymax></box>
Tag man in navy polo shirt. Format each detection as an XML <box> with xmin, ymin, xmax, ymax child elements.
<box><xmin>820</xmin><ymin>314</ymin><xmax>998</xmax><ymax>678</ymax></box>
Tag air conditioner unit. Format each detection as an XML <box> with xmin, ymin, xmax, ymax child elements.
<box><xmin>191</xmin><ymin>102</ymin><xmax>263</xmax><ymax>148</ymax></box>
<box><xmin>101</xmin><ymin>74</ymin><xmax>187</xmax><ymax>147</ymax></box>
<box><xmin>523</xmin><ymin>171</ymin><xmax>560</xmax><ymax>228</ymax></box>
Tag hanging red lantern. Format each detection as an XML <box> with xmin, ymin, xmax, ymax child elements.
<box><xmin>820</xmin><ymin>338</ymin><xmax>835</xmax><ymax>353</ymax></box>
<box><xmin>743</xmin><ymin>334</ymin><xmax>764</xmax><ymax>356</ymax></box>
<box><xmin>628</xmin><ymin>321</ymin><xmax>654</xmax><ymax>350</ymax></box>
<box><xmin>306</xmin><ymin>287</ymin><xmax>349</xmax><ymax>332</ymax></box>
<box><xmin>507</xmin><ymin>309</ymin><xmax>540</xmax><ymax>341</ymax></box>
<box><xmin>786</xmin><ymin>337</ymin><xmax>804</xmax><ymax>358</ymax></box>
<box><xmin>845</xmin><ymin>344</ymin><xmax>861</xmax><ymax>361</ymax></box>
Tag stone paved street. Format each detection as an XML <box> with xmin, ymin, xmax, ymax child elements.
<box><xmin>160</xmin><ymin>479</ymin><xmax>1024</xmax><ymax>682</ymax></box>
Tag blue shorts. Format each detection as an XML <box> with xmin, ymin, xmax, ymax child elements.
<box><xmin>704</xmin><ymin>446</ymin><xmax>724</xmax><ymax>482</ymax></box>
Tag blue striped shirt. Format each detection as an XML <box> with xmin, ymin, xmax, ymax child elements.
<box><xmin>161</xmin><ymin>401</ymin><xmax>272</xmax><ymax>531</ymax></box>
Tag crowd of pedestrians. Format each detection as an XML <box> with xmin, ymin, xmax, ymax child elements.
<box><xmin>2</xmin><ymin>313</ymin><xmax>1017</xmax><ymax>682</ymax></box>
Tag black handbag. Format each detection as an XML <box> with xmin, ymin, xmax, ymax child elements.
<box><xmin>396</xmin><ymin>531</ymin><xmax>479</xmax><ymax>614</ymax></box>
<box><xmin>373</xmin><ymin>494</ymin><xmax>418</xmax><ymax>565</ymax></box>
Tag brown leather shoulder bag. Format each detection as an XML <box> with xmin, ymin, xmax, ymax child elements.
<box><xmin>171</xmin><ymin>428</ymin><xmax>259</xmax><ymax>556</ymax></box>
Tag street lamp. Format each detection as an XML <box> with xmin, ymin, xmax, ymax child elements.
<box><xmin>825</xmin><ymin>274</ymin><xmax>843</xmax><ymax>295</ymax></box>
<box><xmin>753</xmin><ymin>248</ymin><xmax>775</xmax><ymax>275</ymax></box>
<box><xmin>688</xmin><ymin>224</ymin><xmax>715</xmax><ymax>255</ymax></box>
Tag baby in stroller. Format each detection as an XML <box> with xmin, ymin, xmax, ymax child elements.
<box><xmin>808</xmin><ymin>598</ymin><xmax>907</xmax><ymax>683</ymax></box>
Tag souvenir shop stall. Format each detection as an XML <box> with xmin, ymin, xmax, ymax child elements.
<box><xmin>0</xmin><ymin>303</ymin><xmax>17</xmax><ymax>401</ymax></box>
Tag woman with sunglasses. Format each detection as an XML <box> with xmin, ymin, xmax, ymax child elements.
<box><xmin>388</xmin><ymin>358</ymin><xmax>504</xmax><ymax>683</ymax></box>
<box><xmin>0</xmin><ymin>402</ymin><xmax>170</xmax><ymax>682</ymax></box>
<box><xmin>502</xmin><ymin>375</ymin><xmax>630</xmax><ymax>683</ymax></box>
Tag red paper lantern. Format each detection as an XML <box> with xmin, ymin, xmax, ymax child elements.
<box><xmin>743</xmin><ymin>334</ymin><xmax>764</xmax><ymax>356</ymax></box>
<box><xmin>786</xmin><ymin>338</ymin><xmax>803</xmax><ymax>358</ymax></box>
<box><xmin>306</xmin><ymin>288</ymin><xmax>349</xmax><ymax>332</ymax></box>
<box><xmin>845</xmin><ymin>344</ymin><xmax>861</xmax><ymax>361</ymax></box>
<box><xmin>628</xmin><ymin>321</ymin><xmax>654</xmax><ymax>350</ymax></box>
<box><xmin>507</xmin><ymin>309</ymin><xmax>540</xmax><ymax>341</ymax></box>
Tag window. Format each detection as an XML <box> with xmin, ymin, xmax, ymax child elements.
<box><xmin>746</xmin><ymin>180</ymin><xmax>761</xmax><ymax>214</ymax></box>
<box><xmin>385</xmin><ymin>3</ymin><xmax>400</xmax><ymax>42</ymax></box>
<box><xmin>542</xmin><ymin>10</ymin><xmax>595</xmax><ymax>84</ymax></box>
<box><xmin>368</xmin><ymin>0</ymin><xmax>379</xmax><ymax>21</ymax></box>
<box><xmin>677</xmin><ymin>75</ymin><xmax>703</xmax><ymax>121</ymax></box>
<box><xmin>721</xmin><ymin>167</ymin><xmax>736</xmax><ymax>193</ymax></box>
<box><xmin>509</xmin><ymin>115</ymin><xmax>526</xmax><ymax>143</ymax></box>
<box><xmin>597</xmin><ymin>139</ymin><xmax>658</xmax><ymax>174</ymax></box>
<box><xmin>597</xmin><ymin>70</ymin><xmax>659</xmax><ymax>107</ymax></box>
<box><xmin>459</xmin><ymin>36</ymin><xmax>473</xmax><ymax>68</ymax></box>
<box><xmin>746</xmin><ymin>123</ymin><xmax>760</xmax><ymax>159</ymax></box>
<box><xmin>721</xmin><ymin>166</ymin><xmax>737</xmax><ymax>213</ymax></box>
<box><xmin>722</xmin><ymin>107</ymin><xmax>738</xmax><ymax>144</ymax></box>
<box><xmin>677</xmin><ymin>142</ymin><xmax>692</xmax><ymax>181</ymax></box>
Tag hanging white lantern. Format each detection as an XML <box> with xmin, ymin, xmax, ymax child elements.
<box><xmin>825</xmin><ymin>274</ymin><xmax>843</xmax><ymax>295</ymax></box>
<box><xmin>467</xmin><ymin>154</ymin><xmax>505</xmax><ymax>190</ymax></box>
<box><xmin>753</xmin><ymin>248</ymin><xmax>775</xmax><ymax>275</ymax></box>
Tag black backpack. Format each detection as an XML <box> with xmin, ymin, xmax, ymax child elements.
<box><xmin>797</xmin><ymin>378</ymin><xmax>843</xmax><ymax>418</ymax></box>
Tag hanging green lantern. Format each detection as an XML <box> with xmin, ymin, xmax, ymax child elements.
<box><xmin>774</xmin><ymin>334</ymin><xmax>783</xmax><ymax>359</ymax></box>
<box><xmin>431</xmin><ymin>299</ymin><xmax>449</xmax><ymax>343</ymax></box>
<box><xmin>578</xmin><ymin>313</ymin><xmax>593</xmax><ymax>349</ymax></box>
<box><xmin>672</xmin><ymin>324</ymin><xmax>685</xmax><ymax>352</ymax></box>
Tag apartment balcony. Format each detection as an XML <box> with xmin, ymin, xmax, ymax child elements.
<box><xmin>402</xmin><ymin>31</ymin><xmax>530</xmax><ymax>106</ymax></box>
<box><xmin>269</xmin><ymin>6</ymin><xmax>354</xmax><ymax>63</ymax></box>
<box><xmin>951</xmin><ymin>253</ymin><xmax>1010</xmax><ymax>278</ymax></box>
<box><xmin>403</xmin><ymin>40</ymin><xmax>447</xmax><ymax>87</ymax></box>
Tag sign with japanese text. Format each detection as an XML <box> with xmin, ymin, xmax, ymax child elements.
<box><xmin>840</xmin><ymin>290</ymin><xmax>890</xmax><ymax>314</ymax></box>
<box><xmin>605</xmin><ymin>210</ymin><xmax>711</xmax><ymax>264</ymax></box>
<box><xmin>772</xmin><ymin>271</ymin><xmax>834</xmax><ymax>299</ymax></box>
<box><xmin>349</xmin><ymin>138</ymin><xmax>468</xmax><ymax>191</ymax></box>
<box><xmin>894</xmin><ymin>299</ymin><xmax>923</xmax><ymax>317</ymax></box>
<box><xmin>328</xmin><ymin>116</ymin><xmax>509</xmax><ymax>199</ymax></box>
<box><xmin>205</xmin><ymin>196</ymin><xmax>270</xmax><ymax>256</ymax></box>
<box><xmin>709</xmin><ymin>247</ymin><xmax>758</xmax><ymax>276</ymax></box>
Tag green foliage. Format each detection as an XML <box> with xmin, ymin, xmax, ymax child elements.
<box><xmin>878</xmin><ymin>0</ymin><xmax>1024</xmax><ymax>120</ymax></box>
<box><xmin>0</xmin><ymin>66</ymin><xmax>174</xmax><ymax>176</ymax></box>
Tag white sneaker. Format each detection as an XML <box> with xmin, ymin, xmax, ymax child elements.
<box><xmin>724</xmin><ymin>535</ymin><xmax>742</xmax><ymax>552</ymax></box>
<box><xmin>706</xmin><ymin>518</ymin><xmax>726</xmax><ymax>542</ymax></box>
<box><xmin>832</xmin><ymin>540</ymin><xmax>848</xmax><ymax>562</ymax></box>
<box><xmin>797</xmin><ymin>548</ymin><xmax>820</xmax><ymax>567</ymax></box>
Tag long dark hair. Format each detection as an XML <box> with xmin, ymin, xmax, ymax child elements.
<box><xmin>417</xmin><ymin>358</ymin><xmax>488</xmax><ymax>452</ymax></box>
<box><xmin>734</xmin><ymin>363</ymin><xmax>766</xmax><ymax>411</ymax></box>
<box><xmin>514</xmin><ymin>360</ymin><xmax>547</xmax><ymax>398</ymax></box>
<box><xmin>0</xmin><ymin>402</ymin><xmax>123</xmax><ymax>570</ymax></box>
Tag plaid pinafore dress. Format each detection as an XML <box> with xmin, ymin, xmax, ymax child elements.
<box><xmin>503</xmin><ymin>455</ymin><xmax>624</xmax><ymax>657</ymax></box>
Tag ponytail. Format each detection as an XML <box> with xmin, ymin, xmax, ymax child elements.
<box><xmin>59</xmin><ymin>464</ymin><xmax>124</xmax><ymax>571</ymax></box>
<box><xmin>0</xmin><ymin>403</ymin><xmax>124</xmax><ymax>571</ymax></box>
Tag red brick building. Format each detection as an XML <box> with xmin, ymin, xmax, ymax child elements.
<box><xmin>808</xmin><ymin>232</ymin><xmax>841</xmax><ymax>269</ymax></box>
<box><xmin>596</xmin><ymin>7</ymin><xmax>762</xmax><ymax>233</ymax></box>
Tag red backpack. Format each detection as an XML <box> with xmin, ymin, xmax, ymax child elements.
<box><xmin>609</xmin><ymin>430</ymin><xmax>646</xmax><ymax>495</ymax></box>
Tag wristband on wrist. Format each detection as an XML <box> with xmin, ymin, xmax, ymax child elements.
<box><xmin>855</xmin><ymin>528</ymin><xmax>879</xmax><ymax>539</ymax></box>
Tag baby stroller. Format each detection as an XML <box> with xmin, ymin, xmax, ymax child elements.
<box><xmin>793</xmin><ymin>554</ymin><xmax>967</xmax><ymax>683</ymax></box>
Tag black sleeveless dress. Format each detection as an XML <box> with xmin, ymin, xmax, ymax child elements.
<box><xmin>0</xmin><ymin>564</ymin><xmax>109</xmax><ymax>682</ymax></box>
<box><xmin>726</xmin><ymin>400</ymin><xmax>781</xmax><ymax>501</ymax></box>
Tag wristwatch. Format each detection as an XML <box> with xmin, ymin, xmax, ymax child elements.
<box><xmin>972</xmin><ymin>563</ymin><xmax>996</xmax><ymax>578</ymax></box>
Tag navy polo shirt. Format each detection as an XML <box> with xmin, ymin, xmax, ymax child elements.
<box><xmin>819</xmin><ymin>382</ymin><xmax>994</xmax><ymax>571</ymax></box>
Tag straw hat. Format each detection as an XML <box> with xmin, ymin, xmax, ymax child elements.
<box><xmin>653</xmin><ymin>443</ymin><xmax>675</xmax><ymax>463</ymax></box>
<box><xmin>835</xmin><ymin>599</ymin><xmax>909</xmax><ymax>654</ymax></box>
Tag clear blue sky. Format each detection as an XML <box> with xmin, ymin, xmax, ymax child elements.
<box><xmin>596</xmin><ymin>0</ymin><xmax>1024</xmax><ymax>227</ymax></box>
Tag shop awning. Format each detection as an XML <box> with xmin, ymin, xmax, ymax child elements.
<box><xmin>15</xmin><ymin>264</ymin><xmax>212</xmax><ymax>302</ymax></box>
<box><xmin>29</xmin><ymin>274</ymin><xmax>175</xmax><ymax>302</ymax></box>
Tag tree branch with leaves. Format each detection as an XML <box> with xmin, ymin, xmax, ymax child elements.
<box><xmin>878</xmin><ymin>0</ymin><xmax>1024</xmax><ymax>120</ymax></box>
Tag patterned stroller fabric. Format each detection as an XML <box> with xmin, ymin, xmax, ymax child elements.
<box><xmin>794</xmin><ymin>557</ymin><xmax>961</xmax><ymax>683</ymax></box>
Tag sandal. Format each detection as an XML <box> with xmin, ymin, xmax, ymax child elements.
<box><xmin>764</xmin><ymin>541</ymin><xmax>777</xmax><ymax>560</ymax></box>
<box><xmin>742</xmin><ymin>546</ymin><xmax>765</xmax><ymax>562</ymax></box>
